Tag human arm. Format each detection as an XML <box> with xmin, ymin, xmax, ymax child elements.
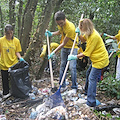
<box><xmin>103</xmin><ymin>33</ymin><xmax>116</xmax><ymax>40</ymax></box>
<box><xmin>68</xmin><ymin>53</ymin><xmax>85</xmax><ymax>60</ymax></box>
<box><xmin>48</xmin><ymin>36</ymin><xmax>69</xmax><ymax>59</ymax></box>
<box><xmin>16</xmin><ymin>52</ymin><xmax>25</xmax><ymax>61</ymax></box>
<box><xmin>75</xmin><ymin>27</ymin><xmax>86</xmax><ymax>43</ymax></box>
<box><xmin>45</xmin><ymin>30</ymin><xmax>61</xmax><ymax>37</ymax></box>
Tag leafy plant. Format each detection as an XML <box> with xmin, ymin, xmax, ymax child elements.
<box><xmin>94</xmin><ymin>110</ymin><xmax>120</xmax><ymax>119</ymax></box>
<box><xmin>98</xmin><ymin>75</ymin><xmax>120</xmax><ymax>99</ymax></box>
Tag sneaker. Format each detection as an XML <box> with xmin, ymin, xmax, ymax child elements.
<box><xmin>67</xmin><ymin>89</ymin><xmax>77</xmax><ymax>96</ymax></box>
<box><xmin>3</xmin><ymin>93</ymin><xmax>11</xmax><ymax>99</ymax></box>
<box><xmin>96</xmin><ymin>99</ymin><xmax>101</xmax><ymax>106</ymax></box>
<box><xmin>60</xmin><ymin>86</ymin><xmax>67</xmax><ymax>92</ymax></box>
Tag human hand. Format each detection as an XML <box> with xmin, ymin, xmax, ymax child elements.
<box><xmin>20</xmin><ymin>58</ymin><xmax>25</xmax><ymax>62</ymax></box>
<box><xmin>103</xmin><ymin>33</ymin><xmax>108</xmax><ymax>37</ymax></box>
<box><xmin>75</xmin><ymin>27</ymin><xmax>81</xmax><ymax>36</ymax></box>
<box><xmin>45</xmin><ymin>30</ymin><xmax>53</xmax><ymax>37</ymax></box>
<box><xmin>48</xmin><ymin>52</ymin><xmax>55</xmax><ymax>59</ymax></box>
<box><xmin>67</xmin><ymin>55</ymin><xmax>77</xmax><ymax>60</ymax></box>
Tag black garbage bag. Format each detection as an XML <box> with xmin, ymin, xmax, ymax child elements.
<box><xmin>9</xmin><ymin>61</ymin><xmax>32</xmax><ymax>99</ymax></box>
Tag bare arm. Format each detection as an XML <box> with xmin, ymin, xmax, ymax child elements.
<box><xmin>78</xmin><ymin>35</ymin><xmax>86</xmax><ymax>43</ymax></box>
<box><xmin>77</xmin><ymin>53</ymin><xmax>85</xmax><ymax>58</ymax></box>
<box><xmin>105</xmin><ymin>34</ymin><xmax>116</xmax><ymax>40</ymax></box>
<box><xmin>52</xmin><ymin>30</ymin><xmax>61</xmax><ymax>36</ymax></box>
<box><xmin>16</xmin><ymin>52</ymin><xmax>22</xmax><ymax>59</ymax></box>
<box><xmin>53</xmin><ymin>36</ymin><xmax>69</xmax><ymax>53</ymax></box>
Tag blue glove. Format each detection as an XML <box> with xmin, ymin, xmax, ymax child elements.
<box><xmin>103</xmin><ymin>33</ymin><xmax>108</xmax><ymax>37</ymax></box>
<box><xmin>20</xmin><ymin>58</ymin><xmax>25</xmax><ymax>62</ymax></box>
<box><xmin>48</xmin><ymin>52</ymin><xmax>55</xmax><ymax>59</ymax></box>
<box><xmin>45</xmin><ymin>30</ymin><xmax>53</xmax><ymax>37</ymax></box>
<box><xmin>67</xmin><ymin>55</ymin><xmax>77</xmax><ymax>60</ymax></box>
<box><xmin>75</xmin><ymin>27</ymin><xmax>81</xmax><ymax>36</ymax></box>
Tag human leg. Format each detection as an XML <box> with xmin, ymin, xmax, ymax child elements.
<box><xmin>87</xmin><ymin>67</ymin><xmax>102</xmax><ymax>107</ymax></box>
<box><xmin>84</xmin><ymin>64</ymin><xmax>92</xmax><ymax>95</ymax></box>
<box><xmin>69</xmin><ymin>49</ymin><xmax>78</xmax><ymax>89</ymax></box>
<box><xmin>1</xmin><ymin>70</ymin><xmax>9</xmax><ymax>95</ymax></box>
<box><xmin>59</xmin><ymin>48</ymin><xmax>68</xmax><ymax>87</ymax></box>
<box><xmin>116</xmin><ymin>57</ymin><xmax>120</xmax><ymax>80</ymax></box>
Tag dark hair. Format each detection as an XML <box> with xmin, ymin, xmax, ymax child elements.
<box><xmin>5</xmin><ymin>24</ymin><xmax>13</xmax><ymax>33</ymax></box>
<box><xmin>54</xmin><ymin>11</ymin><xmax>65</xmax><ymax>21</ymax></box>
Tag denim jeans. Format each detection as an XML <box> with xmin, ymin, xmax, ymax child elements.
<box><xmin>85</xmin><ymin>64</ymin><xmax>102</xmax><ymax>107</ymax></box>
<box><xmin>59</xmin><ymin>48</ymin><xmax>77</xmax><ymax>89</ymax></box>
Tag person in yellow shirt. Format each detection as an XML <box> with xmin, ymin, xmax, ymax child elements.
<box><xmin>40</xmin><ymin>42</ymin><xmax>59</xmax><ymax>72</ymax></box>
<box><xmin>103</xmin><ymin>31</ymin><xmax>120</xmax><ymax>80</ymax></box>
<box><xmin>45</xmin><ymin>11</ymin><xmax>78</xmax><ymax>93</ymax></box>
<box><xmin>68</xmin><ymin>18</ymin><xmax>109</xmax><ymax>107</ymax></box>
<box><xmin>0</xmin><ymin>24</ymin><xmax>24</xmax><ymax>98</ymax></box>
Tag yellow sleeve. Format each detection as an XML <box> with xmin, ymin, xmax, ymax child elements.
<box><xmin>40</xmin><ymin>45</ymin><xmax>47</xmax><ymax>58</ymax></box>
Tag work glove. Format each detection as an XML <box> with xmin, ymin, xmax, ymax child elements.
<box><xmin>103</xmin><ymin>33</ymin><xmax>108</xmax><ymax>37</ymax></box>
<box><xmin>48</xmin><ymin>51</ymin><xmax>55</xmax><ymax>59</ymax></box>
<box><xmin>75</xmin><ymin>27</ymin><xmax>81</xmax><ymax>36</ymax></box>
<box><xmin>45</xmin><ymin>30</ymin><xmax>53</xmax><ymax>37</ymax></box>
<box><xmin>20</xmin><ymin>57</ymin><xmax>25</xmax><ymax>62</ymax></box>
<box><xmin>67</xmin><ymin>55</ymin><xmax>77</xmax><ymax>61</ymax></box>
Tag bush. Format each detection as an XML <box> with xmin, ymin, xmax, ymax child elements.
<box><xmin>98</xmin><ymin>76</ymin><xmax>120</xmax><ymax>99</ymax></box>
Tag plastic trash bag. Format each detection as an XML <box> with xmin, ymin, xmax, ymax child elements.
<box><xmin>9</xmin><ymin>61</ymin><xmax>32</xmax><ymax>98</ymax></box>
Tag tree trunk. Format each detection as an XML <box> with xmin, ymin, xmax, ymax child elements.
<box><xmin>18</xmin><ymin>0</ymin><xmax>23</xmax><ymax>38</ymax></box>
<box><xmin>20</xmin><ymin>0</ymin><xmax>38</xmax><ymax>56</ymax></box>
<box><xmin>0</xmin><ymin>6</ymin><xmax>4</xmax><ymax>36</ymax></box>
<box><xmin>24</xmin><ymin>0</ymin><xmax>58</xmax><ymax>79</ymax></box>
<box><xmin>35</xmin><ymin>0</ymin><xmax>64</xmax><ymax>79</ymax></box>
<box><xmin>9</xmin><ymin>0</ymin><xmax>16</xmax><ymax>30</ymax></box>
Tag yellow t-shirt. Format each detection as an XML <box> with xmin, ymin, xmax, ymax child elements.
<box><xmin>0</xmin><ymin>36</ymin><xmax>22</xmax><ymax>70</ymax></box>
<box><xmin>58</xmin><ymin>19</ymin><xmax>78</xmax><ymax>49</ymax></box>
<box><xmin>50</xmin><ymin>42</ymin><xmax>59</xmax><ymax>52</ymax></box>
<box><xmin>115</xmin><ymin>30</ymin><xmax>120</xmax><ymax>58</ymax></box>
<box><xmin>40</xmin><ymin>43</ymin><xmax>59</xmax><ymax>58</ymax></box>
<box><xmin>83</xmin><ymin>29</ymin><xmax>109</xmax><ymax>69</ymax></box>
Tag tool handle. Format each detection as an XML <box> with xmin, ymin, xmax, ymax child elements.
<box><xmin>60</xmin><ymin>14</ymin><xmax>84</xmax><ymax>86</ymax></box>
<box><xmin>46</xmin><ymin>29</ymin><xmax>54</xmax><ymax>88</ymax></box>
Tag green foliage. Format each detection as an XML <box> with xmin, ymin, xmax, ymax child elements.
<box><xmin>94</xmin><ymin>110</ymin><xmax>116</xmax><ymax>119</ymax></box>
<box><xmin>98</xmin><ymin>75</ymin><xmax>120</xmax><ymax>99</ymax></box>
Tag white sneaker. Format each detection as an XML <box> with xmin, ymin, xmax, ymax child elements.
<box><xmin>68</xmin><ymin>89</ymin><xmax>77</xmax><ymax>95</ymax></box>
<box><xmin>3</xmin><ymin>93</ymin><xmax>11</xmax><ymax>99</ymax></box>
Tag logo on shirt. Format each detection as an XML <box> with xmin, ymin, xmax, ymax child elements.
<box><xmin>6</xmin><ymin>49</ymin><xmax>9</xmax><ymax>52</ymax></box>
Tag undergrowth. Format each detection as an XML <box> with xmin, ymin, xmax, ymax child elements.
<box><xmin>98</xmin><ymin>75</ymin><xmax>120</xmax><ymax>100</ymax></box>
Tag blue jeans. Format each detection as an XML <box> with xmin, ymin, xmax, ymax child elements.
<box><xmin>59</xmin><ymin>48</ymin><xmax>77</xmax><ymax>89</ymax></box>
<box><xmin>85</xmin><ymin>64</ymin><xmax>102</xmax><ymax>107</ymax></box>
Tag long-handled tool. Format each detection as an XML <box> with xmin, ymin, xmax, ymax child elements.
<box><xmin>60</xmin><ymin>14</ymin><xmax>84</xmax><ymax>88</ymax></box>
<box><xmin>46</xmin><ymin>30</ymin><xmax>57</xmax><ymax>92</ymax></box>
<box><xmin>46</xmin><ymin>14</ymin><xmax>84</xmax><ymax>109</ymax></box>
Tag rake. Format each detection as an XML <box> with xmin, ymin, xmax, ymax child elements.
<box><xmin>46</xmin><ymin>14</ymin><xmax>84</xmax><ymax>108</ymax></box>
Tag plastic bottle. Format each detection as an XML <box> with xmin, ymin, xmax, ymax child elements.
<box><xmin>29</xmin><ymin>93</ymin><xmax>36</xmax><ymax>100</ymax></box>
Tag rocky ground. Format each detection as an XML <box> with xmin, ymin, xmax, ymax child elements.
<box><xmin>0</xmin><ymin>53</ymin><xmax>120</xmax><ymax>120</ymax></box>
<box><xmin>0</xmin><ymin>69</ymin><xmax>120</xmax><ymax>120</ymax></box>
